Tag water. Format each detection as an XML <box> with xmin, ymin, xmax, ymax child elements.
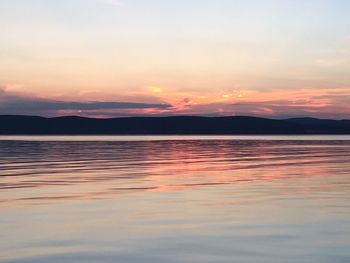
<box><xmin>1</xmin><ymin>136</ymin><xmax>350</xmax><ymax>263</ymax></box>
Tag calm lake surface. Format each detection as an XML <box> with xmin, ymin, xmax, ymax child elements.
<box><xmin>1</xmin><ymin>135</ymin><xmax>350</xmax><ymax>263</ymax></box>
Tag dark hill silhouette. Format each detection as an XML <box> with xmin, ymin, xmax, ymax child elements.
<box><xmin>286</xmin><ymin>117</ymin><xmax>350</xmax><ymax>134</ymax></box>
<box><xmin>0</xmin><ymin>115</ymin><xmax>350</xmax><ymax>135</ymax></box>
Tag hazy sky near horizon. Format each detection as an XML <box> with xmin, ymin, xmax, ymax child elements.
<box><xmin>1</xmin><ymin>0</ymin><xmax>350</xmax><ymax>118</ymax></box>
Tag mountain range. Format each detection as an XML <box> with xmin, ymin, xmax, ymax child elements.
<box><xmin>1</xmin><ymin>115</ymin><xmax>350</xmax><ymax>135</ymax></box>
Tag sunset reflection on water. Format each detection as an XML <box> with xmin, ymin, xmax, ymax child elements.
<box><xmin>1</xmin><ymin>136</ymin><xmax>350</xmax><ymax>263</ymax></box>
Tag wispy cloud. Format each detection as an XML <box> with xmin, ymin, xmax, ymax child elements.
<box><xmin>0</xmin><ymin>86</ymin><xmax>171</xmax><ymax>117</ymax></box>
<box><xmin>315</xmin><ymin>58</ymin><xmax>350</xmax><ymax>66</ymax></box>
<box><xmin>160</xmin><ymin>88</ymin><xmax>350</xmax><ymax>119</ymax></box>
<box><xmin>96</xmin><ymin>0</ymin><xmax>124</xmax><ymax>7</ymax></box>
<box><xmin>2</xmin><ymin>85</ymin><xmax>350</xmax><ymax>119</ymax></box>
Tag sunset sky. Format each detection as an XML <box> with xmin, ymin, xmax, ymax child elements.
<box><xmin>1</xmin><ymin>0</ymin><xmax>350</xmax><ymax>118</ymax></box>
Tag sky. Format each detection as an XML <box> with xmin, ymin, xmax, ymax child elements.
<box><xmin>0</xmin><ymin>0</ymin><xmax>350</xmax><ymax>118</ymax></box>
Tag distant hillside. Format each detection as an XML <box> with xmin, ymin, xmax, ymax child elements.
<box><xmin>0</xmin><ymin>115</ymin><xmax>350</xmax><ymax>135</ymax></box>
<box><xmin>286</xmin><ymin>117</ymin><xmax>350</xmax><ymax>134</ymax></box>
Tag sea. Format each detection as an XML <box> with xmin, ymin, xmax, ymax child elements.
<box><xmin>1</xmin><ymin>135</ymin><xmax>350</xmax><ymax>263</ymax></box>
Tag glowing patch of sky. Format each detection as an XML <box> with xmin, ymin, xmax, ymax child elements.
<box><xmin>0</xmin><ymin>0</ymin><xmax>349</xmax><ymax>117</ymax></box>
